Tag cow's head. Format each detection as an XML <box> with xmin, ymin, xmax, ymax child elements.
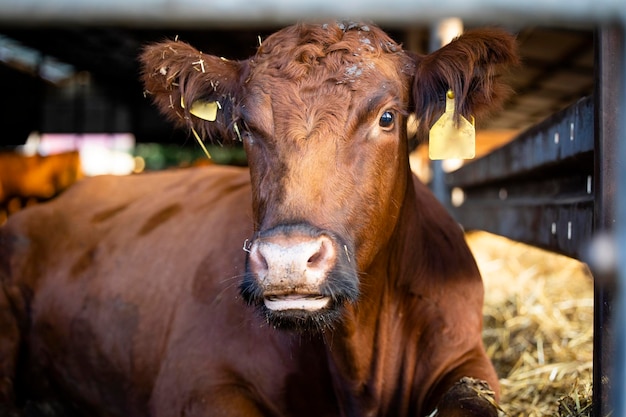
<box><xmin>141</xmin><ymin>22</ymin><xmax>517</xmax><ymax>331</ymax></box>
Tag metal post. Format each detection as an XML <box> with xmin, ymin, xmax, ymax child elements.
<box><xmin>428</xmin><ymin>18</ymin><xmax>463</xmax><ymax>208</ymax></box>
<box><xmin>592</xmin><ymin>25</ymin><xmax>622</xmax><ymax>417</ymax></box>
<box><xmin>612</xmin><ymin>21</ymin><xmax>626</xmax><ymax>417</ymax></box>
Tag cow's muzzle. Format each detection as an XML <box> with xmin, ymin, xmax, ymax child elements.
<box><xmin>240</xmin><ymin>223</ymin><xmax>359</xmax><ymax>331</ymax></box>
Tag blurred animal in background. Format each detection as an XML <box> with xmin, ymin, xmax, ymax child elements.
<box><xmin>0</xmin><ymin>150</ymin><xmax>82</xmax><ymax>224</ymax></box>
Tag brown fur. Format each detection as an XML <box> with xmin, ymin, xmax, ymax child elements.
<box><xmin>1</xmin><ymin>22</ymin><xmax>518</xmax><ymax>416</ymax></box>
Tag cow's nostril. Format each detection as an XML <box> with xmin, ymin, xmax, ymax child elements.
<box><xmin>307</xmin><ymin>252</ymin><xmax>320</xmax><ymax>265</ymax></box>
<box><xmin>248</xmin><ymin>244</ymin><xmax>269</xmax><ymax>279</ymax></box>
<box><xmin>307</xmin><ymin>237</ymin><xmax>331</xmax><ymax>269</ymax></box>
<box><xmin>307</xmin><ymin>243</ymin><xmax>324</xmax><ymax>265</ymax></box>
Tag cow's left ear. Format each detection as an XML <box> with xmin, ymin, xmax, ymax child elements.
<box><xmin>411</xmin><ymin>28</ymin><xmax>519</xmax><ymax>130</ymax></box>
<box><xmin>140</xmin><ymin>40</ymin><xmax>248</xmax><ymax>142</ymax></box>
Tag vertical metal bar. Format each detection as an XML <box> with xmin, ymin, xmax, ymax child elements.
<box><xmin>592</xmin><ymin>26</ymin><xmax>622</xmax><ymax>417</ymax></box>
<box><xmin>428</xmin><ymin>19</ymin><xmax>463</xmax><ymax>208</ymax></box>
<box><xmin>612</xmin><ymin>21</ymin><xmax>626</xmax><ymax>417</ymax></box>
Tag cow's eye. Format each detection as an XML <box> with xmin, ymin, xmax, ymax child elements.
<box><xmin>379</xmin><ymin>111</ymin><xmax>394</xmax><ymax>129</ymax></box>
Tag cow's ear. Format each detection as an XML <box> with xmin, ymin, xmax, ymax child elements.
<box><xmin>140</xmin><ymin>40</ymin><xmax>247</xmax><ymax>142</ymax></box>
<box><xmin>411</xmin><ymin>28</ymin><xmax>519</xmax><ymax>132</ymax></box>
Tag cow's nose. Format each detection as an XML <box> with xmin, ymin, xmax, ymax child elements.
<box><xmin>248</xmin><ymin>234</ymin><xmax>337</xmax><ymax>289</ymax></box>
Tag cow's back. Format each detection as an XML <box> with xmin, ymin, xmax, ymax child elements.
<box><xmin>1</xmin><ymin>165</ymin><xmax>338</xmax><ymax>416</ymax></box>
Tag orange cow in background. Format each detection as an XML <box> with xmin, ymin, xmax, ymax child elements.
<box><xmin>0</xmin><ymin>150</ymin><xmax>82</xmax><ymax>222</ymax></box>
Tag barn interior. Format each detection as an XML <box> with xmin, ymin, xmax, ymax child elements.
<box><xmin>0</xmin><ymin>17</ymin><xmax>597</xmax><ymax>209</ymax></box>
<box><xmin>0</xmin><ymin>17</ymin><xmax>595</xmax><ymax>165</ymax></box>
<box><xmin>0</xmin><ymin>2</ymin><xmax>619</xmax><ymax>416</ymax></box>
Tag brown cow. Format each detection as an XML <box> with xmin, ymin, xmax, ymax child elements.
<box><xmin>0</xmin><ymin>22</ymin><xmax>518</xmax><ymax>416</ymax></box>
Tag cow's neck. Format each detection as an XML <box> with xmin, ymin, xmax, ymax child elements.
<box><xmin>324</xmin><ymin>175</ymin><xmax>419</xmax><ymax>414</ymax></box>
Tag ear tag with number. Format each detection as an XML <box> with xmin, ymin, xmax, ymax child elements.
<box><xmin>429</xmin><ymin>90</ymin><xmax>475</xmax><ymax>160</ymax></box>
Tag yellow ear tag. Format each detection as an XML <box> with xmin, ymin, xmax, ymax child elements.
<box><xmin>429</xmin><ymin>90</ymin><xmax>475</xmax><ymax>160</ymax></box>
<box><xmin>189</xmin><ymin>100</ymin><xmax>219</xmax><ymax>122</ymax></box>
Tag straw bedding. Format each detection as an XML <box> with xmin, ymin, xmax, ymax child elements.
<box><xmin>467</xmin><ymin>231</ymin><xmax>595</xmax><ymax>417</ymax></box>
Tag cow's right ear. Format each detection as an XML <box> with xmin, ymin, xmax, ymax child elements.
<box><xmin>140</xmin><ymin>40</ymin><xmax>247</xmax><ymax>142</ymax></box>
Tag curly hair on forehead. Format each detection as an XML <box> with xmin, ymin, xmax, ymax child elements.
<box><xmin>252</xmin><ymin>21</ymin><xmax>406</xmax><ymax>82</ymax></box>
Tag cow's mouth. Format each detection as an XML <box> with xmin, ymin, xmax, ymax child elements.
<box><xmin>241</xmin><ymin>223</ymin><xmax>359</xmax><ymax>332</ymax></box>
<box><xmin>260</xmin><ymin>294</ymin><xmax>342</xmax><ymax>333</ymax></box>
<box><xmin>263</xmin><ymin>294</ymin><xmax>331</xmax><ymax>311</ymax></box>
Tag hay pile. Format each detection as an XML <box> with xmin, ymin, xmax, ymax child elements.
<box><xmin>466</xmin><ymin>231</ymin><xmax>594</xmax><ymax>417</ymax></box>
